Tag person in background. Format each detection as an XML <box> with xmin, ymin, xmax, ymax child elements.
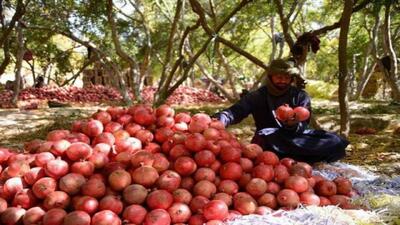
<box><xmin>214</xmin><ymin>58</ymin><xmax>348</xmax><ymax>163</ymax></box>
<box><xmin>34</xmin><ymin>76</ymin><xmax>45</xmax><ymax>88</ymax></box>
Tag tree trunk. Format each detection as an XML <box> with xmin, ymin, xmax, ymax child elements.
<box><xmin>27</xmin><ymin>59</ymin><xmax>36</xmax><ymax>84</ymax></box>
<box><xmin>154</xmin><ymin>0</ymin><xmax>251</xmax><ymax>106</ymax></box>
<box><xmin>273</xmin><ymin>0</ymin><xmax>295</xmax><ymax>48</ymax></box>
<box><xmin>351</xmin><ymin>10</ymin><xmax>380</xmax><ymax>101</ymax></box>
<box><xmin>107</xmin><ymin>0</ymin><xmax>139</xmax><ymax>104</ymax></box>
<box><xmin>194</xmin><ymin>61</ymin><xmax>236</xmax><ymax>102</ymax></box>
<box><xmin>131</xmin><ymin>0</ymin><xmax>153</xmax><ymax>90</ymax></box>
<box><xmin>61</xmin><ymin>58</ymin><xmax>95</xmax><ymax>86</ymax></box>
<box><xmin>0</xmin><ymin>0</ymin><xmax>28</xmax><ymax>77</ymax></box>
<box><xmin>216</xmin><ymin>46</ymin><xmax>240</xmax><ymax>100</ymax></box>
<box><xmin>0</xmin><ymin>0</ymin><xmax>26</xmax><ymax>49</ymax></box>
<box><xmin>338</xmin><ymin>0</ymin><xmax>353</xmax><ymax>138</ymax></box>
<box><xmin>381</xmin><ymin>2</ymin><xmax>400</xmax><ymax>101</ymax></box>
<box><xmin>158</xmin><ymin>0</ymin><xmax>183</xmax><ymax>92</ymax></box>
<box><xmin>269</xmin><ymin>15</ymin><xmax>277</xmax><ymax>64</ymax></box>
<box><xmin>12</xmin><ymin>23</ymin><xmax>25</xmax><ymax>104</ymax></box>
<box><xmin>186</xmin><ymin>44</ymin><xmax>237</xmax><ymax>102</ymax></box>
<box><xmin>0</xmin><ymin>39</ymin><xmax>11</xmax><ymax>76</ymax></box>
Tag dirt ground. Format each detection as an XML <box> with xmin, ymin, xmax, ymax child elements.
<box><xmin>0</xmin><ymin>100</ymin><xmax>399</xmax><ymax>177</ymax></box>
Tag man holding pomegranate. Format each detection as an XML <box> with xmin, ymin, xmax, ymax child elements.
<box><xmin>214</xmin><ymin>58</ymin><xmax>348</xmax><ymax>163</ymax></box>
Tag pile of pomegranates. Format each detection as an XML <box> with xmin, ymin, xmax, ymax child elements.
<box><xmin>0</xmin><ymin>85</ymin><xmax>224</xmax><ymax>108</ymax></box>
<box><xmin>0</xmin><ymin>104</ymin><xmax>356</xmax><ymax>225</ymax></box>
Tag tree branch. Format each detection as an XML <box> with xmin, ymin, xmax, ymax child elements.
<box><xmin>154</xmin><ymin>0</ymin><xmax>173</xmax><ymax>23</ymax></box>
<box><xmin>0</xmin><ymin>0</ymin><xmax>25</xmax><ymax>47</ymax></box>
<box><xmin>159</xmin><ymin>0</ymin><xmax>252</xmax><ymax>104</ymax></box>
<box><xmin>189</xmin><ymin>0</ymin><xmax>267</xmax><ymax>69</ymax></box>
<box><xmin>273</xmin><ymin>0</ymin><xmax>295</xmax><ymax>48</ymax></box>
<box><xmin>158</xmin><ymin>0</ymin><xmax>183</xmax><ymax>90</ymax></box>
<box><xmin>312</xmin><ymin>0</ymin><xmax>373</xmax><ymax>36</ymax></box>
<box><xmin>107</xmin><ymin>0</ymin><xmax>140</xmax><ymax>103</ymax></box>
<box><xmin>61</xmin><ymin>57</ymin><xmax>95</xmax><ymax>86</ymax></box>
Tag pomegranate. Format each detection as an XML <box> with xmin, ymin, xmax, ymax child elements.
<box><xmin>252</xmin><ymin>163</ymin><xmax>274</xmax><ymax>182</ymax></box>
<box><xmin>146</xmin><ymin>190</ymin><xmax>174</xmax><ymax>210</ymax></box>
<box><xmin>315</xmin><ymin>180</ymin><xmax>337</xmax><ymax>196</ymax></box>
<box><xmin>92</xmin><ymin>110</ymin><xmax>112</xmax><ymax>125</ymax></box>
<box><xmin>277</xmin><ymin>189</ymin><xmax>300</xmax><ymax>208</ymax></box>
<box><xmin>219</xmin><ymin>162</ymin><xmax>242</xmax><ymax>181</ymax></box>
<box><xmin>73</xmin><ymin>196</ymin><xmax>99</xmax><ymax>215</ymax></box>
<box><xmin>257</xmin><ymin>193</ymin><xmax>278</xmax><ymax>209</ymax></box>
<box><xmin>256</xmin><ymin>151</ymin><xmax>280</xmax><ymax>166</ymax></box>
<box><xmin>213</xmin><ymin>193</ymin><xmax>232</xmax><ymax>207</ymax></box>
<box><xmin>131</xmin><ymin>166</ymin><xmax>159</xmax><ymax>187</ymax></box>
<box><xmin>184</xmin><ymin>133</ymin><xmax>207</xmax><ymax>152</ymax></box>
<box><xmin>81</xmin><ymin>119</ymin><xmax>104</xmax><ymax>137</ymax></box>
<box><xmin>293</xmin><ymin>106</ymin><xmax>310</xmax><ymax>121</ymax></box>
<box><xmin>193</xmin><ymin>180</ymin><xmax>217</xmax><ymax>199</ymax></box>
<box><xmin>300</xmin><ymin>192</ymin><xmax>320</xmax><ymax>206</ymax></box>
<box><xmin>43</xmin><ymin>191</ymin><xmax>70</xmax><ymax>210</ymax></box>
<box><xmin>58</xmin><ymin>173</ymin><xmax>86</xmax><ymax>195</ymax></box>
<box><xmin>122</xmin><ymin>204</ymin><xmax>147</xmax><ymax>224</ymax></box>
<box><xmin>63</xmin><ymin>210</ymin><xmax>91</xmax><ymax>225</ymax></box>
<box><xmin>81</xmin><ymin>178</ymin><xmax>106</xmax><ymax>198</ymax></box>
<box><xmin>246</xmin><ymin>178</ymin><xmax>268</xmax><ymax>197</ymax></box>
<box><xmin>168</xmin><ymin>202</ymin><xmax>192</xmax><ymax>223</ymax></box>
<box><xmin>275</xmin><ymin>104</ymin><xmax>294</xmax><ymax>121</ymax></box>
<box><xmin>44</xmin><ymin>157</ymin><xmax>69</xmax><ymax>179</ymax></box>
<box><xmin>203</xmin><ymin>200</ymin><xmax>229</xmax><ymax>221</ymax></box>
<box><xmin>12</xmin><ymin>189</ymin><xmax>37</xmax><ymax>209</ymax></box>
<box><xmin>108</xmin><ymin>169</ymin><xmax>131</xmax><ymax>191</ymax></box>
<box><xmin>189</xmin><ymin>196</ymin><xmax>210</xmax><ymax>214</ymax></box>
<box><xmin>143</xmin><ymin>209</ymin><xmax>171</xmax><ymax>225</ymax></box>
<box><xmin>42</xmin><ymin>208</ymin><xmax>67</xmax><ymax>225</ymax></box>
<box><xmin>233</xmin><ymin>192</ymin><xmax>257</xmax><ymax>215</ymax></box>
<box><xmin>333</xmin><ymin>177</ymin><xmax>352</xmax><ymax>195</ymax></box>
<box><xmin>193</xmin><ymin>167</ymin><xmax>216</xmax><ymax>182</ymax></box>
<box><xmin>284</xmin><ymin>176</ymin><xmax>309</xmax><ymax>193</ymax></box>
<box><xmin>32</xmin><ymin>177</ymin><xmax>57</xmax><ymax>199</ymax></box>
<box><xmin>92</xmin><ymin>132</ymin><xmax>115</xmax><ymax>146</ymax></box>
<box><xmin>1</xmin><ymin>207</ymin><xmax>26</xmax><ymax>225</ymax></box>
<box><xmin>157</xmin><ymin>170</ymin><xmax>181</xmax><ymax>192</ymax></box>
<box><xmin>218</xmin><ymin>180</ymin><xmax>239</xmax><ymax>195</ymax></box>
<box><xmin>123</xmin><ymin>184</ymin><xmax>148</xmax><ymax>204</ymax></box>
<box><xmin>34</xmin><ymin>152</ymin><xmax>55</xmax><ymax>167</ymax></box>
<box><xmin>23</xmin><ymin>167</ymin><xmax>45</xmax><ymax>186</ymax></box>
<box><xmin>174</xmin><ymin>156</ymin><xmax>197</xmax><ymax>176</ymax></box>
<box><xmin>172</xmin><ymin>188</ymin><xmax>192</xmax><ymax>204</ymax></box>
<box><xmin>194</xmin><ymin>150</ymin><xmax>216</xmax><ymax>167</ymax></box>
<box><xmin>131</xmin><ymin>150</ymin><xmax>155</xmax><ymax>168</ymax></box>
<box><xmin>98</xmin><ymin>195</ymin><xmax>123</xmax><ymax>214</ymax></box>
<box><xmin>66</xmin><ymin>142</ymin><xmax>93</xmax><ymax>161</ymax></box>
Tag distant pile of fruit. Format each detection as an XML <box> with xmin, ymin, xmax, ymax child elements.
<box><xmin>0</xmin><ymin>104</ymin><xmax>357</xmax><ymax>225</ymax></box>
<box><xmin>0</xmin><ymin>85</ymin><xmax>224</xmax><ymax>108</ymax></box>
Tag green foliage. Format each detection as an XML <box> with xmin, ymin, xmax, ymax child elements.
<box><xmin>305</xmin><ymin>79</ymin><xmax>338</xmax><ymax>99</ymax></box>
<box><xmin>1</xmin><ymin>0</ymin><xmax>398</xmax><ymax>106</ymax></box>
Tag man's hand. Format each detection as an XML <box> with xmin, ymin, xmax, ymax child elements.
<box><xmin>282</xmin><ymin>117</ymin><xmax>299</xmax><ymax>127</ymax></box>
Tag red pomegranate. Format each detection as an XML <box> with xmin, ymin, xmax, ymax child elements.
<box><xmin>275</xmin><ymin>104</ymin><xmax>294</xmax><ymax>122</ymax></box>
